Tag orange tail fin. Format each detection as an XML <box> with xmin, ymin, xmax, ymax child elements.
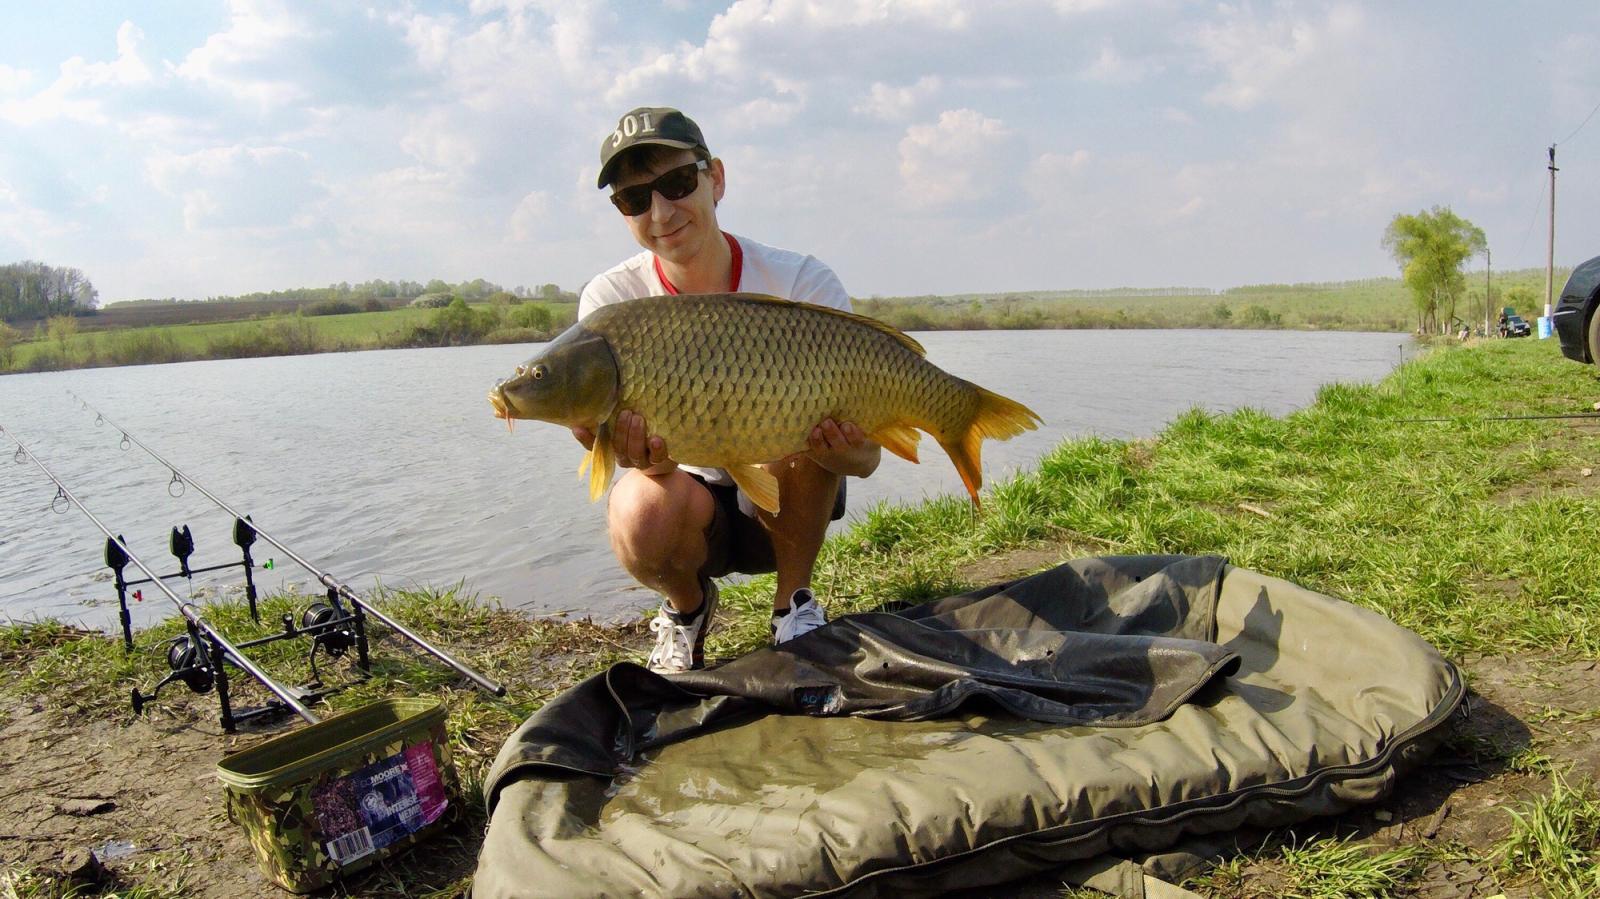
<box><xmin>938</xmin><ymin>385</ymin><xmax>1042</xmax><ymax>508</ymax></box>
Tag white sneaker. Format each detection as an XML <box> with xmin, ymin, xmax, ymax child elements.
<box><xmin>646</xmin><ymin>579</ymin><xmax>718</xmax><ymax>673</ymax></box>
<box><xmin>771</xmin><ymin>588</ymin><xmax>828</xmax><ymax>644</ymax></box>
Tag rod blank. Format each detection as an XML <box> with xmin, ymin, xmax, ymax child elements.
<box><xmin>67</xmin><ymin>393</ymin><xmax>507</xmax><ymax>697</ymax></box>
<box><xmin>1</xmin><ymin>423</ymin><xmax>320</xmax><ymax>724</ymax></box>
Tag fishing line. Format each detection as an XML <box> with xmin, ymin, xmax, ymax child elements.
<box><xmin>1397</xmin><ymin>411</ymin><xmax>1600</xmax><ymax>424</ymax></box>
<box><xmin>66</xmin><ymin>391</ymin><xmax>506</xmax><ymax>697</ymax></box>
<box><xmin>0</xmin><ymin>421</ymin><xmax>321</xmax><ymax>725</ymax></box>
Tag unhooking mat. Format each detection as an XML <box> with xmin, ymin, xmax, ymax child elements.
<box><xmin>475</xmin><ymin>554</ymin><xmax>1463</xmax><ymax>898</ymax></box>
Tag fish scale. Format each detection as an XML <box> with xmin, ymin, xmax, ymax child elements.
<box><xmin>598</xmin><ymin>296</ymin><xmax>956</xmax><ymax>465</ymax></box>
<box><xmin>489</xmin><ymin>293</ymin><xmax>1041</xmax><ymax>513</ymax></box>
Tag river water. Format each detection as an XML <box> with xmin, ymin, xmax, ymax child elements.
<box><xmin>0</xmin><ymin>329</ymin><xmax>1408</xmax><ymax>630</ymax></box>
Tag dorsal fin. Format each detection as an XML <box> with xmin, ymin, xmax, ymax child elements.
<box><xmin>719</xmin><ymin>292</ymin><xmax>925</xmax><ymax>357</ymax></box>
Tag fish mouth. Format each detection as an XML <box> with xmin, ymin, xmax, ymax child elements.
<box><xmin>488</xmin><ymin>377</ymin><xmax>521</xmax><ymax>433</ymax></box>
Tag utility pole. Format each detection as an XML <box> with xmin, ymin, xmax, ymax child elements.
<box><xmin>1547</xmin><ymin>144</ymin><xmax>1558</xmax><ymax>315</ymax></box>
<box><xmin>1485</xmin><ymin>246</ymin><xmax>1491</xmax><ymax>338</ymax></box>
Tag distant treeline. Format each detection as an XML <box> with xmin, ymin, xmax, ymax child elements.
<box><xmin>0</xmin><ymin>261</ymin><xmax>99</xmax><ymax>321</ymax></box>
<box><xmin>6</xmin><ymin>276</ymin><xmax>579</xmax><ymax>334</ymax></box>
<box><xmin>5</xmin><ymin>298</ymin><xmax>578</xmax><ymax>374</ymax></box>
<box><xmin>116</xmin><ymin>277</ymin><xmax>575</xmax><ymax>308</ymax></box>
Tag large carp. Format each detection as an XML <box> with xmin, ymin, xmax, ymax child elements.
<box><xmin>488</xmin><ymin>293</ymin><xmax>1041</xmax><ymax>514</ymax></box>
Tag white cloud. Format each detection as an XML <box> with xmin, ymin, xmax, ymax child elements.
<box><xmin>898</xmin><ymin>108</ymin><xmax>1015</xmax><ymax>208</ymax></box>
<box><xmin>146</xmin><ymin>145</ymin><xmax>321</xmax><ymax>232</ymax></box>
<box><xmin>0</xmin><ymin>21</ymin><xmax>151</xmax><ymax>126</ymax></box>
<box><xmin>0</xmin><ymin>65</ymin><xmax>32</xmax><ymax>94</ymax></box>
<box><xmin>854</xmin><ymin>76</ymin><xmax>942</xmax><ymax>121</ymax></box>
<box><xmin>1031</xmin><ymin>149</ymin><xmax>1091</xmax><ymax>181</ymax></box>
<box><xmin>1167</xmin><ymin>195</ymin><xmax>1205</xmax><ymax>221</ymax></box>
<box><xmin>400</xmin><ymin>114</ymin><xmax>482</xmax><ymax>172</ymax></box>
<box><xmin>1193</xmin><ymin>3</ymin><xmax>1364</xmax><ymax>110</ymax></box>
<box><xmin>509</xmin><ymin>190</ymin><xmax>553</xmax><ymax>242</ymax></box>
<box><xmin>712</xmin><ymin>0</ymin><xmax>974</xmax><ymax>33</ymax></box>
<box><xmin>1081</xmin><ymin>41</ymin><xmax>1159</xmax><ymax>84</ymax></box>
<box><xmin>174</xmin><ymin>1</ymin><xmax>314</xmax><ymax>107</ymax></box>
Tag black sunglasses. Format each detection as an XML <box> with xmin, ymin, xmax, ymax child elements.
<box><xmin>609</xmin><ymin>159</ymin><xmax>709</xmax><ymax>216</ymax></box>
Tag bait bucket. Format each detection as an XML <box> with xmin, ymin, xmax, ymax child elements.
<box><xmin>217</xmin><ymin>698</ymin><xmax>455</xmax><ymax>892</ymax></box>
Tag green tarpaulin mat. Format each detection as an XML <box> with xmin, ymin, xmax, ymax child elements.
<box><xmin>476</xmin><ymin>555</ymin><xmax>1462</xmax><ymax>897</ymax></box>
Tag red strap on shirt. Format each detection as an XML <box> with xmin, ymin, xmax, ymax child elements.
<box><xmin>654</xmin><ymin>232</ymin><xmax>743</xmax><ymax>295</ymax></box>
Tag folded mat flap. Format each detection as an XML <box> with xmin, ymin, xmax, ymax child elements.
<box><xmin>485</xmin><ymin>554</ymin><xmax>1235</xmax><ymax>807</ymax></box>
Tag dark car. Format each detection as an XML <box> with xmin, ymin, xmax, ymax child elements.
<box><xmin>1498</xmin><ymin>308</ymin><xmax>1531</xmax><ymax>338</ymax></box>
<box><xmin>1553</xmin><ymin>254</ymin><xmax>1600</xmax><ymax>364</ymax></box>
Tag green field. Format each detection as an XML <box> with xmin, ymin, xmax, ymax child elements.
<box><xmin>1</xmin><ymin>302</ymin><xmax>574</xmax><ymax>373</ymax></box>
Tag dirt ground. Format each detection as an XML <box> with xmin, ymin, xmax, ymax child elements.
<box><xmin>6</xmin><ymin>536</ymin><xmax>1600</xmax><ymax>896</ymax></box>
<box><xmin>4</xmin><ymin>601</ymin><xmax>1597</xmax><ymax>899</ymax></box>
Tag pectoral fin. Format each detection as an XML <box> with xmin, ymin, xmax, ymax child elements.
<box><xmin>727</xmin><ymin>464</ymin><xmax>781</xmax><ymax>515</ymax></box>
<box><xmin>870</xmin><ymin>422</ymin><xmax>922</xmax><ymax>463</ymax></box>
<box><xmin>577</xmin><ymin>422</ymin><xmax>616</xmax><ymax>503</ymax></box>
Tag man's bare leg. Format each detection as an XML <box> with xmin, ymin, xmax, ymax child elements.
<box><xmin>606</xmin><ymin>469</ymin><xmax>717</xmax><ymax>613</ymax></box>
<box><xmin>758</xmin><ymin>456</ymin><xmax>841</xmax><ymax>612</ymax></box>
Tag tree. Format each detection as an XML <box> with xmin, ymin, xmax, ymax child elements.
<box><xmin>1382</xmin><ymin>207</ymin><xmax>1486</xmax><ymax>334</ymax></box>
<box><xmin>0</xmin><ymin>261</ymin><xmax>99</xmax><ymax>321</ymax></box>
<box><xmin>0</xmin><ymin>321</ymin><xmax>19</xmax><ymax>369</ymax></box>
<box><xmin>1503</xmin><ymin>285</ymin><xmax>1536</xmax><ymax>316</ymax></box>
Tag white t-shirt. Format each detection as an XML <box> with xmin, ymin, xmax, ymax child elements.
<box><xmin>578</xmin><ymin>232</ymin><xmax>852</xmax><ymax>487</ymax></box>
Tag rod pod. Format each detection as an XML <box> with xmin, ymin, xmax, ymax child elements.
<box><xmin>69</xmin><ymin>392</ymin><xmax>506</xmax><ymax>697</ymax></box>
<box><xmin>2</xmin><ymin>422</ymin><xmax>320</xmax><ymax>731</ymax></box>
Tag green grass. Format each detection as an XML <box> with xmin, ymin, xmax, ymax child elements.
<box><xmin>1197</xmin><ymin>836</ymin><xmax>1429</xmax><ymax>898</ymax></box>
<box><xmin>702</xmin><ymin>337</ymin><xmax>1600</xmax><ymax>661</ymax></box>
<box><xmin>1498</xmin><ymin>774</ymin><xmax>1600</xmax><ymax>898</ymax></box>
<box><xmin>5</xmin><ymin>334</ymin><xmax>1600</xmax><ymax>895</ymax></box>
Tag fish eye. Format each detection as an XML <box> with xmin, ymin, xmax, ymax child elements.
<box><xmin>531</xmin><ymin>365</ymin><xmax>546</xmax><ymax>380</ymax></box>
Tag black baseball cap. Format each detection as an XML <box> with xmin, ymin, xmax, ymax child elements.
<box><xmin>596</xmin><ymin>107</ymin><xmax>709</xmax><ymax>188</ymax></box>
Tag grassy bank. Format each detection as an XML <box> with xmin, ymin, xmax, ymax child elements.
<box><xmin>4</xmin><ymin>336</ymin><xmax>1600</xmax><ymax>896</ymax></box>
<box><xmin>0</xmin><ymin>300</ymin><xmax>577</xmax><ymax>374</ymax></box>
<box><xmin>858</xmin><ymin>267</ymin><xmax>1559</xmax><ymax>335</ymax></box>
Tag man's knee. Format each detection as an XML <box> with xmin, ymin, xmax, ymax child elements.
<box><xmin>607</xmin><ymin>470</ymin><xmax>714</xmax><ymax>558</ymax></box>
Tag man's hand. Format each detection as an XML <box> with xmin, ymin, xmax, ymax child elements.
<box><xmin>571</xmin><ymin>410</ymin><xmax>677</xmax><ymax>476</ymax></box>
<box><xmin>804</xmin><ymin>418</ymin><xmax>880</xmax><ymax>478</ymax></box>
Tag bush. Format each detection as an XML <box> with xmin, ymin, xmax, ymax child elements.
<box><xmin>204</xmin><ymin>317</ymin><xmax>327</xmax><ymax>358</ymax></box>
<box><xmin>397</xmin><ymin>298</ymin><xmax>502</xmax><ymax>347</ymax></box>
<box><xmin>0</xmin><ymin>321</ymin><xmax>19</xmax><ymax>370</ymax></box>
<box><xmin>1238</xmin><ymin>304</ymin><xmax>1283</xmax><ymax>327</ymax></box>
<box><xmin>23</xmin><ymin>347</ymin><xmax>65</xmax><ymax>372</ymax></box>
<box><xmin>506</xmin><ymin>303</ymin><xmax>553</xmax><ymax>331</ymax></box>
<box><xmin>301</xmin><ymin>299</ymin><xmax>363</xmax><ymax>317</ymax></box>
<box><xmin>485</xmin><ymin>327</ymin><xmax>547</xmax><ymax>344</ymax></box>
<box><xmin>410</xmin><ymin>293</ymin><xmax>455</xmax><ymax>309</ymax></box>
<box><xmin>105</xmin><ymin>330</ymin><xmax>188</xmax><ymax>366</ymax></box>
<box><xmin>362</xmin><ymin>297</ymin><xmax>385</xmax><ymax>313</ymax></box>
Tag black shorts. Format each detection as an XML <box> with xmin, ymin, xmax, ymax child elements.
<box><xmin>692</xmin><ymin>474</ymin><xmax>847</xmax><ymax>579</ymax></box>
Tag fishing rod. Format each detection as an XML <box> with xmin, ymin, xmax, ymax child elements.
<box><xmin>67</xmin><ymin>392</ymin><xmax>507</xmax><ymax>698</ymax></box>
<box><xmin>2</xmin><ymin>422</ymin><xmax>321</xmax><ymax>728</ymax></box>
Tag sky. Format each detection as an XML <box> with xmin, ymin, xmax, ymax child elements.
<box><xmin>1</xmin><ymin>0</ymin><xmax>1598</xmax><ymax>304</ymax></box>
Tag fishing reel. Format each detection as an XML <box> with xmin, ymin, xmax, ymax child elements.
<box><xmin>130</xmin><ymin>628</ymin><xmax>216</xmax><ymax>715</ymax></box>
<box><xmin>301</xmin><ymin>601</ymin><xmax>357</xmax><ymax>658</ymax></box>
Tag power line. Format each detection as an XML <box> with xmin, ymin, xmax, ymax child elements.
<box><xmin>1557</xmin><ymin>95</ymin><xmax>1600</xmax><ymax>146</ymax></box>
<box><xmin>1514</xmin><ymin>172</ymin><xmax>1546</xmax><ymax>260</ymax></box>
